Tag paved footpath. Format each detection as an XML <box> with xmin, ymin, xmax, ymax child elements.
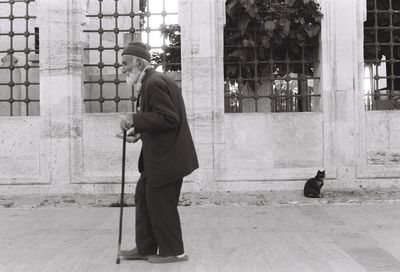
<box><xmin>1</xmin><ymin>203</ymin><xmax>400</xmax><ymax>272</ymax></box>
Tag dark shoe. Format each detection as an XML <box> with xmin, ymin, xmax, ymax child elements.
<box><xmin>148</xmin><ymin>254</ymin><xmax>189</xmax><ymax>264</ymax></box>
<box><xmin>120</xmin><ymin>248</ymin><xmax>149</xmax><ymax>260</ymax></box>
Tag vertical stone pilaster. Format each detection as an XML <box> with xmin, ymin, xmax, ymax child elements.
<box><xmin>39</xmin><ymin>0</ymin><xmax>85</xmax><ymax>189</ymax></box>
<box><xmin>322</xmin><ymin>0</ymin><xmax>363</xmax><ymax>183</ymax></box>
<box><xmin>179</xmin><ymin>0</ymin><xmax>226</xmax><ymax>187</ymax></box>
<box><xmin>319</xmin><ymin>0</ymin><xmax>336</xmax><ymax>177</ymax></box>
<box><xmin>355</xmin><ymin>0</ymin><xmax>369</xmax><ymax>177</ymax></box>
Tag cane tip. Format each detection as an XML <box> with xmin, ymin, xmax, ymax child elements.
<box><xmin>116</xmin><ymin>258</ymin><xmax>120</xmax><ymax>264</ymax></box>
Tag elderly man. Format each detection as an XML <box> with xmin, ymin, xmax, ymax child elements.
<box><xmin>119</xmin><ymin>41</ymin><xmax>198</xmax><ymax>264</ymax></box>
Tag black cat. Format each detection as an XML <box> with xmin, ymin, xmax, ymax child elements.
<box><xmin>303</xmin><ymin>170</ymin><xmax>325</xmax><ymax>198</ymax></box>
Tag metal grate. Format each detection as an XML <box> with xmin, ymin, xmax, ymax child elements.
<box><xmin>224</xmin><ymin>30</ymin><xmax>320</xmax><ymax>113</ymax></box>
<box><xmin>364</xmin><ymin>0</ymin><xmax>400</xmax><ymax>110</ymax></box>
<box><xmin>142</xmin><ymin>0</ymin><xmax>180</xmax><ymax>72</ymax></box>
<box><xmin>83</xmin><ymin>0</ymin><xmax>180</xmax><ymax>113</ymax></box>
<box><xmin>0</xmin><ymin>0</ymin><xmax>39</xmax><ymax>116</ymax></box>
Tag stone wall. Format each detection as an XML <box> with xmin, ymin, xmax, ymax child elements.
<box><xmin>0</xmin><ymin>0</ymin><xmax>400</xmax><ymax>195</ymax></box>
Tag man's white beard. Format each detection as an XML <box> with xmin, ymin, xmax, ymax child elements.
<box><xmin>126</xmin><ymin>72</ymin><xmax>137</xmax><ymax>87</ymax></box>
<box><xmin>126</xmin><ymin>72</ymin><xmax>141</xmax><ymax>99</ymax></box>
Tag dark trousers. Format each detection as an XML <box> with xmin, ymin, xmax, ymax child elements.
<box><xmin>134</xmin><ymin>175</ymin><xmax>184</xmax><ymax>256</ymax></box>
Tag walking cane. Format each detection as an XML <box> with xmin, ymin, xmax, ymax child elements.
<box><xmin>116</xmin><ymin>130</ymin><xmax>127</xmax><ymax>264</ymax></box>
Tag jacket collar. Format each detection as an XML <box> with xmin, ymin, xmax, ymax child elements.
<box><xmin>137</xmin><ymin>68</ymin><xmax>156</xmax><ymax>111</ymax></box>
<box><xmin>140</xmin><ymin>67</ymin><xmax>155</xmax><ymax>87</ymax></box>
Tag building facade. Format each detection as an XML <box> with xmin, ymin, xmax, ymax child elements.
<box><xmin>0</xmin><ymin>0</ymin><xmax>399</xmax><ymax>195</ymax></box>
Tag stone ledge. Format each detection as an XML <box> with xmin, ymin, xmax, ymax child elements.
<box><xmin>1</xmin><ymin>188</ymin><xmax>400</xmax><ymax>208</ymax></box>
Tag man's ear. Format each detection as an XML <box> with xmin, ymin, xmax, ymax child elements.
<box><xmin>136</xmin><ymin>58</ymin><xmax>143</xmax><ymax>70</ymax></box>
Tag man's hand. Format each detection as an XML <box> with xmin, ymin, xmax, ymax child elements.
<box><xmin>120</xmin><ymin>115</ymin><xmax>134</xmax><ymax>131</ymax></box>
<box><xmin>127</xmin><ymin>133</ymin><xmax>141</xmax><ymax>143</ymax></box>
<box><xmin>116</xmin><ymin>131</ymin><xmax>141</xmax><ymax>143</ymax></box>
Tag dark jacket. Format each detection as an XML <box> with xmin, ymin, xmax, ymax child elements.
<box><xmin>132</xmin><ymin>69</ymin><xmax>199</xmax><ymax>187</ymax></box>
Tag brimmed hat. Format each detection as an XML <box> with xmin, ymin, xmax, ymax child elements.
<box><xmin>122</xmin><ymin>41</ymin><xmax>151</xmax><ymax>62</ymax></box>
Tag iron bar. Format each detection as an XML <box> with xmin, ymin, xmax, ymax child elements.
<box><xmin>0</xmin><ymin>0</ymin><xmax>38</xmax><ymax>116</ymax></box>
<box><xmin>83</xmin><ymin>0</ymin><xmax>181</xmax><ymax>113</ymax></box>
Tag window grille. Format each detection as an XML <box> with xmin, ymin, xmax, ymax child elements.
<box><xmin>0</xmin><ymin>0</ymin><xmax>39</xmax><ymax>116</ymax></box>
<box><xmin>83</xmin><ymin>0</ymin><xmax>180</xmax><ymax>113</ymax></box>
<box><xmin>364</xmin><ymin>0</ymin><xmax>400</xmax><ymax>110</ymax></box>
<box><xmin>224</xmin><ymin>14</ymin><xmax>321</xmax><ymax>113</ymax></box>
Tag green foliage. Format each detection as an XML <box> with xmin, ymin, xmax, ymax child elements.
<box><xmin>224</xmin><ymin>0</ymin><xmax>323</xmax><ymax>78</ymax></box>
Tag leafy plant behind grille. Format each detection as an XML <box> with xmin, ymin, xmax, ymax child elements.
<box><xmin>151</xmin><ymin>24</ymin><xmax>181</xmax><ymax>71</ymax></box>
<box><xmin>150</xmin><ymin>0</ymin><xmax>323</xmax><ymax>79</ymax></box>
<box><xmin>224</xmin><ymin>0</ymin><xmax>323</xmax><ymax>80</ymax></box>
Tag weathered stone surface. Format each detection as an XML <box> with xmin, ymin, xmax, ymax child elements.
<box><xmin>272</xmin><ymin>113</ymin><xmax>323</xmax><ymax>168</ymax></box>
<box><xmin>81</xmin><ymin>114</ymin><xmax>140</xmax><ymax>181</ymax></box>
<box><xmin>366</xmin><ymin>112</ymin><xmax>400</xmax><ymax>167</ymax></box>
<box><xmin>1</xmin><ymin>201</ymin><xmax>400</xmax><ymax>272</ymax></box>
<box><xmin>0</xmin><ymin>117</ymin><xmax>41</xmax><ymax>181</ymax></box>
<box><xmin>1</xmin><ymin>0</ymin><xmax>400</xmax><ymax>194</ymax></box>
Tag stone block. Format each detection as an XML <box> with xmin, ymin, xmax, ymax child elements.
<box><xmin>0</xmin><ymin>117</ymin><xmax>40</xmax><ymax>180</ymax></box>
<box><xmin>366</xmin><ymin>112</ymin><xmax>389</xmax><ymax>153</ymax></box>
<box><xmin>225</xmin><ymin>114</ymin><xmax>274</xmax><ymax>170</ymax></box>
<box><xmin>82</xmin><ymin>114</ymin><xmax>140</xmax><ymax>178</ymax></box>
<box><xmin>272</xmin><ymin>113</ymin><xmax>323</xmax><ymax>168</ymax></box>
<box><xmin>192</xmin><ymin>117</ymin><xmax>213</xmax><ymax>144</ymax></box>
<box><xmin>195</xmin><ymin>143</ymin><xmax>214</xmax><ymax>170</ymax></box>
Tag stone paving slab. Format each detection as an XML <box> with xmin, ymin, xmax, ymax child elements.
<box><xmin>2</xmin><ymin>188</ymin><xmax>400</xmax><ymax>208</ymax></box>
<box><xmin>1</xmin><ymin>203</ymin><xmax>400</xmax><ymax>272</ymax></box>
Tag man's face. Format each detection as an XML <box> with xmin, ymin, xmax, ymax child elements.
<box><xmin>122</xmin><ymin>55</ymin><xmax>141</xmax><ymax>87</ymax></box>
